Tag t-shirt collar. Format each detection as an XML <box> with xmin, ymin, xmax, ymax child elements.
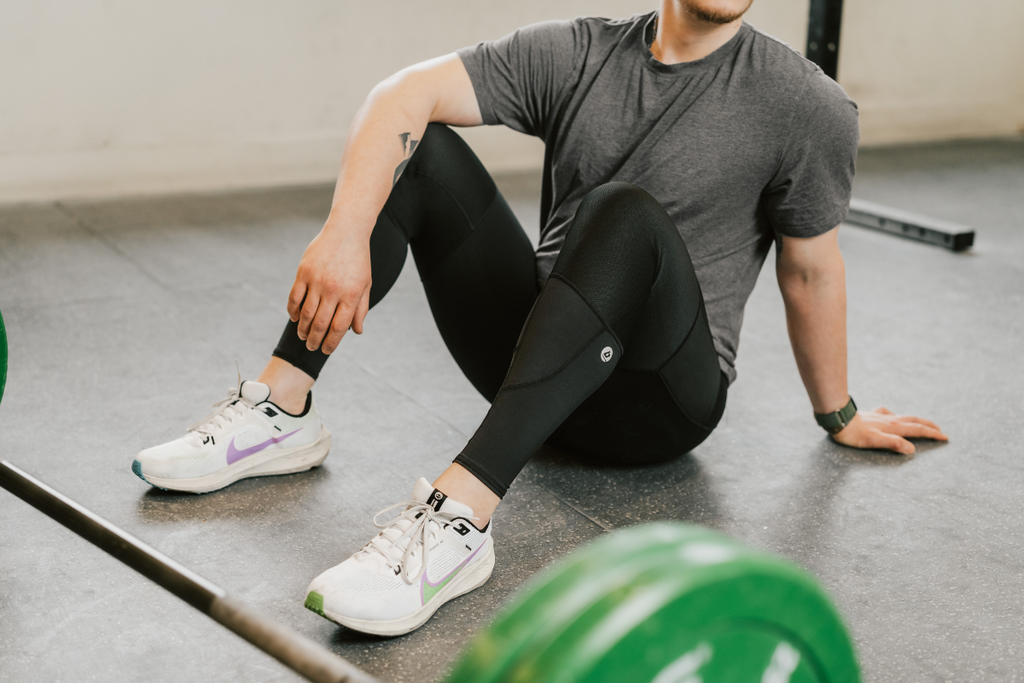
<box><xmin>639</xmin><ymin>12</ymin><xmax>751</xmax><ymax>74</ymax></box>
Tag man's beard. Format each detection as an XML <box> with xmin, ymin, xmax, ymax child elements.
<box><xmin>681</xmin><ymin>0</ymin><xmax>754</xmax><ymax>25</ymax></box>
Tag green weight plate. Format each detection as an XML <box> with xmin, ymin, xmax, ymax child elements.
<box><xmin>446</xmin><ymin>525</ymin><xmax>716</xmax><ymax>683</ymax></box>
<box><xmin>0</xmin><ymin>308</ymin><xmax>6</xmax><ymax>406</ymax></box>
<box><xmin>542</xmin><ymin>564</ymin><xmax>850</xmax><ymax>683</ymax></box>
<box><xmin>445</xmin><ymin>523</ymin><xmax>859</xmax><ymax>683</ymax></box>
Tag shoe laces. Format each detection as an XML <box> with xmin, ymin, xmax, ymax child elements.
<box><xmin>361</xmin><ymin>500</ymin><xmax>476</xmax><ymax>585</ymax></box>
<box><xmin>187</xmin><ymin>388</ymin><xmax>256</xmax><ymax>439</ymax></box>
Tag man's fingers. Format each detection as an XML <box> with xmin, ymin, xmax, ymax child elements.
<box><xmin>874</xmin><ymin>431</ymin><xmax>915</xmax><ymax>455</ymax></box>
<box><xmin>321</xmin><ymin>323</ymin><xmax>346</xmax><ymax>356</ymax></box>
<box><xmin>306</xmin><ymin>301</ymin><xmax>339</xmax><ymax>351</ymax></box>
<box><xmin>897</xmin><ymin>421</ymin><xmax>949</xmax><ymax>441</ymax></box>
<box><xmin>322</xmin><ymin>295</ymin><xmax>360</xmax><ymax>354</ymax></box>
<box><xmin>320</xmin><ymin>282</ymin><xmax>371</xmax><ymax>353</ymax></box>
<box><xmin>888</xmin><ymin>422</ymin><xmax>949</xmax><ymax>441</ymax></box>
<box><xmin>297</xmin><ymin>295</ymin><xmax>321</xmax><ymax>341</ymax></box>
<box><xmin>874</xmin><ymin>406</ymin><xmax>894</xmax><ymax>415</ymax></box>
<box><xmin>873</xmin><ymin>412</ymin><xmax>948</xmax><ymax>441</ymax></box>
<box><xmin>321</xmin><ymin>309</ymin><xmax>353</xmax><ymax>355</ymax></box>
<box><xmin>898</xmin><ymin>415</ymin><xmax>944</xmax><ymax>432</ymax></box>
<box><xmin>351</xmin><ymin>288</ymin><xmax>371</xmax><ymax>335</ymax></box>
<box><xmin>287</xmin><ymin>282</ymin><xmax>307</xmax><ymax>322</ymax></box>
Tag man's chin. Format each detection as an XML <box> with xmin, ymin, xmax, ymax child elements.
<box><xmin>682</xmin><ymin>0</ymin><xmax>754</xmax><ymax>25</ymax></box>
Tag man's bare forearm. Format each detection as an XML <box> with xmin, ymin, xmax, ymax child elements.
<box><xmin>323</xmin><ymin>54</ymin><xmax>482</xmax><ymax>243</ymax></box>
<box><xmin>777</xmin><ymin>231</ymin><xmax>850</xmax><ymax>414</ymax></box>
<box><xmin>284</xmin><ymin>54</ymin><xmax>481</xmax><ymax>353</ymax></box>
<box><xmin>325</xmin><ymin>78</ymin><xmax>433</xmax><ymax>241</ymax></box>
<box><xmin>776</xmin><ymin>230</ymin><xmax>948</xmax><ymax>452</ymax></box>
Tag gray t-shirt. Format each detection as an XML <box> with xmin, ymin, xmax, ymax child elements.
<box><xmin>457</xmin><ymin>13</ymin><xmax>859</xmax><ymax>383</ymax></box>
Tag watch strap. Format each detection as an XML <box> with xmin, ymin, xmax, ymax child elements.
<box><xmin>815</xmin><ymin>396</ymin><xmax>857</xmax><ymax>434</ymax></box>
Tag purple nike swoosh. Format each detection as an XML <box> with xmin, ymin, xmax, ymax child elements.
<box><xmin>226</xmin><ymin>428</ymin><xmax>301</xmax><ymax>465</ymax></box>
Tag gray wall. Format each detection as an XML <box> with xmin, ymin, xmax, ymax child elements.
<box><xmin>1</xmin><ymin>0</ymin><xmax>1021</xmax><ymax>203</ymax></box>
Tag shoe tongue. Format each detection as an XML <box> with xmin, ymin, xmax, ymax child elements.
<box><xmin>411</xmin><ymin>477</ymin><xmax>474</xmax><ymax>518</ymax></box>
<box><xmin>240</xmin><ymin>380</ymin><xmax>271</xmax><ymax>404</ymax></box>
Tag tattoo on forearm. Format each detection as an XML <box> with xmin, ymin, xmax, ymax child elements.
<box><xmin>392</xmin><ymin>132</ymin><xmax>420</xmax><ymax>186</ymax></box>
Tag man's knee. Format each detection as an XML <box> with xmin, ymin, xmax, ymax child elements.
<box><xmin>412</xmin><ymin>123</ymin><xmax>480</xmax><ymax>176</ymax></box>
<box><xmin>581</xmin><ymin>181</ymin><xmax>657</xmax><ymax>213</ymax></box>
<box><xmin>399</xmin><ymin>123</ymin><xmax>496</xmax><ymax>219</ymax></box>
<box><xmin>559</xmin><ymin>183</ymin><xmax>678</xmax><ymax>273</ymax></box>
<box><xmin>418</xmin><ymin>122</ymin><xmax>463</xmax><ymax>157</ymax></box>
<box><xmin>571</xmin><ymin>182</ymin><xmax>678</xmax><ymax>249</ymax></box>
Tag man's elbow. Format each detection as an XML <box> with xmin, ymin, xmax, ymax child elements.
<box><xmin>368</xmin><ymin>69</ymin><xmax>416</xmax><ymax>103</ymax></box>
<box><xmin>776</xmin><ymin>232</ymin><xmax>844</xmax><ymax>289</ymax></box>
<box><xmin>777</xmin><ymin>258</ymin><xmax>845</xmax><ymax>302</ymax></box>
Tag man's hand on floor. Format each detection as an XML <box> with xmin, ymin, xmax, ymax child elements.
<box><xmin>832</xmin><ymin>406</ymin><xmax>949</xmax><ymax>455</ymax></box>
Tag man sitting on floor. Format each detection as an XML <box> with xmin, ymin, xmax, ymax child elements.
<box><xmin>133</xmin><ymin>0</ymin><xmax>947</xmax><ymax>636</ymax></box>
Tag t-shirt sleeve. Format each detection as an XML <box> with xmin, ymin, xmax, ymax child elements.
<box><xmin>456</xmin><ymin>20</ymin><xmax>580</xmax><ymax>139</ymax></box>
<box><xmin>762</xmin><ymin>71</ymin><xmax>860</xmax><ymax>238</ymax></box>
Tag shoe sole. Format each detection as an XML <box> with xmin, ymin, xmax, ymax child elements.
<box><xmin>305</xmin><ymin>540</ymin><xmax>495</xmax><ymax>637</ymax></box>
<box><xmin>134</xmin><ymin>428</ymin><xmax>332</xmax><ymax>494</ymax></box>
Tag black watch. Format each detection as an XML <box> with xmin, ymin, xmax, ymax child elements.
<box><xmin>814</xmin><ymin>396</ymin><xmax>857</xmax><ymax>434</ymax></box>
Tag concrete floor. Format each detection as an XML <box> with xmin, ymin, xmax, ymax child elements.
<box><xmin>1</xmin><ymin>137</ymin><xmax>1022</xmax><ymax>682</ymax></box>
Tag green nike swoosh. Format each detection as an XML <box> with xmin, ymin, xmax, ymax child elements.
<box><xmin>420</xmin><ymin>541</ymin><xmax>486</xmax><ymax>605</ymax></box>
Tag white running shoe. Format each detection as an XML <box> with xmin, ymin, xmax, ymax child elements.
<box><xmin>132</xmin><ymin>380</ymin><xmax>331</xmax><ymax>493</ymax></box>
<box><xmin>304</xmin><ymin>478</ymin><xmax>495</xmax><ymax>636</ymax></box>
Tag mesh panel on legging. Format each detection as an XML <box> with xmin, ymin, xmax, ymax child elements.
<box><xmin>454</xmin><ymin>183</ymin><xmax>726</xmax><ymax>498</ymax></box>
<box><xmin>272</xmin><ymin>123</ymin><xmax>538</xmax><ymax>398</ymax></box>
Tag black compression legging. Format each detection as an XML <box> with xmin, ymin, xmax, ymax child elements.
<box><xmin>274</xmin><ymin>124</ymin><xmax>727</xmax><ymax>498</ymax></box>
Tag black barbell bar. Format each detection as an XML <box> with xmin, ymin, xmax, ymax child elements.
<box><xmin>0</xmin><ymin>460</ymin><xmax>378</xmax><ymax>683</ymax></box>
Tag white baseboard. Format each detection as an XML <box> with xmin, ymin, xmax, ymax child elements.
<box><xmin>0</xmin><ymin>127</ymin><xmax>546</xmax><ymax>205</ymax></box>
<box><xmin>0</xmin><ymin>137</ymin><xmax>341</xmax><ymax>205</ymax></box>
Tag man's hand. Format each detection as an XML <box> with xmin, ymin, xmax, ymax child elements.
<box><xmin>287</xmin><ymin>224</ymin><xmax>372</xmax><ymax>355</ymax></box>
<box><xmin>831</xmin><ymin>406</ymin><xmax>948</xmax><ymax>455</ymax></box>
<box><xmin>282</xmin><ymin>52</ymin><xmax>481</xmax><ymax>356</ymax></box>
<box><xmin>278</xmin><ymin>53</ymin><xmax>481</xmax><ymax>358</ymax></box>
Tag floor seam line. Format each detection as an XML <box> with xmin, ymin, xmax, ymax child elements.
<box><xmin>533</xmin><ymin>484</ymin><xmax>613</xmax><ymax>532</ymax></box>
<box><xmin>339</xmin><ymin>350</ymin><xmax>475</xmax><ymax>440</ymax></box>
<box><xmin>52</xmin><ymin>201</ymin><xmax>171</xmax><ymax>291</ymax></box>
